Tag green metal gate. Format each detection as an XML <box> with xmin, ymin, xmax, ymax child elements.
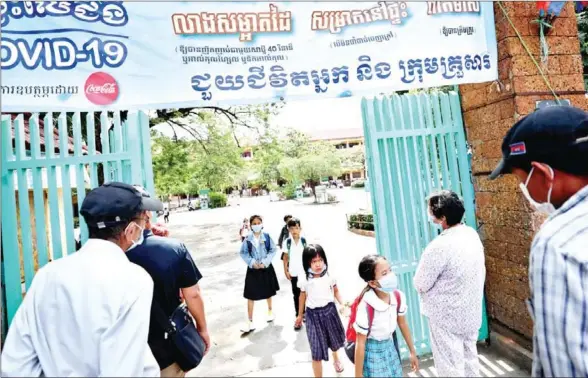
<box><xmin>1</xmin><ymin>111</ymin><xmax>155</xmax><ymax>328</ymax></box>
<box><xmin>361</xmin><ymin>91</ymin><xmax>489</xmax><ymax>358</ymax></box>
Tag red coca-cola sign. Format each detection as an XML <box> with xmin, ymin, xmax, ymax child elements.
<box><xmin>84</xmin><ymin>72</ymin><xmax>119</xmax><ymax>105</ymax></box>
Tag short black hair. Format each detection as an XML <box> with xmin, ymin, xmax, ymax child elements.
<box><xmin>87</xmin><ymin>211</ymin><xmax>142</xmax><ymax>241</ymax></box>
<box><xmin>302</xmin><ymin>244</ymin><xmax>328</xmax><ymax>277</ymax></box>
<box><xmin>284</xmin><ymin>214</ymin><xmax>293</xmax><ymax>222</ymax></box>
<box><xmin>358</xmin><ymin>254</ymin><xmax>385</xmax><ymax>282</ymax></box>
<box><xmin>287</xmin><ymin>218</ymin><xmax>301</xmax><ymax>228</ymax></box>
<box><xmin>428</xmin><ymin>190</ymin><xmax>465</xmax><ymax>227</ymax></box>
<box><xmin>250</xmin><ymin>214</ymin><xmax>263</xmax><ymax>224</ymax></box>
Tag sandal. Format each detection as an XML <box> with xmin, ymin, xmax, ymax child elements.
<box><xmin>334</xmin><ymin>360</ymin><xmax>344</xmax><ymax>373</ymax></box>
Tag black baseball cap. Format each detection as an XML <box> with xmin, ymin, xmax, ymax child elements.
<box><xmin>80</xmin><ymin>182</ymin><xmax>163</xmax><ymax>229</ymax></box>
<box><xmin>489</xmin><ymin>106</ymin><xmax>588</xmax><ymax>180</ymax></box>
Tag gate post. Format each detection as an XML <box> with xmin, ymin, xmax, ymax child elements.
<box><xmin>459</xmin><ymin>1</ymin><xmax>587</xmax><ymax>341</ymax></box>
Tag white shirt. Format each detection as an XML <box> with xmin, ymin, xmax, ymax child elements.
<box><xmin>413</xmin><ymin>224</ymin><xmax>486</xmax><ymax>335</ymax></box>
<box><xmin>282</xmin><ymin>237</ymin><xmax>304</xmax><ymax>277</ymax></box>
<box><xmin>1</xmin><ymin>239</ymin><xmax>160</xmax><ymax>377</ymax></box>
<box><xmin>354</xmin><ymin>289</ymin><xmax>407</xmax><ymax>341</ymax></box>
<box><xmin>298</xmin><ymin>273</ymin><xmax>336</xmax><ymax>309</ymax></box>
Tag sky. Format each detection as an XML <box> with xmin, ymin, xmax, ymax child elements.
<box><xmin>273</xmin><ymin>97</ymin><xmax>364</xmax><ymax>134</ymax></box>
<box><xmin>152</xmin><ymin>96</ymin><xmax>365</xmax><ymax>140</ymax></box>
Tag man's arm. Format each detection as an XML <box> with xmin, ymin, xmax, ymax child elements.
<box><xmin>1</xmin><ymin>275</ymin><xmax>43</xmax><ymax>377</ymax></box>
<box><xmin>179</xmin><ymin>245</ymin><xmax>210</xmax><ymax>354</ymax></box>
<box><xmin>182</xmin><ymin>284</ymin><xmax>210</xmax><ymax>355</ymax></box>
<box><xmin>98</xmin><ymin>276</ymin><xmax>159</xmax><ymax>377</ymax></box>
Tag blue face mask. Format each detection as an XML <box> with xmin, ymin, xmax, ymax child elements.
<box><xmin>378</xmin><ymin>273</ymin><xmax>398</xmax><ymax>293</ymax></box>
<box><xmin>252</xmin><ymin>224</ymin><xmax>263</xmax><ymax>233</ymax></box>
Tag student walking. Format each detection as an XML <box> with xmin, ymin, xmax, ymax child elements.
<box><xmin>277</xmin><ymin>214</ymin><xmax>293</xmax><ymax>249</ymax></box>
<box><xmin>353</xmin><ymin>255</ymin><xmax>419</xmax><ymax>378</ymax></box>
<box><xmin>163</xmin><ymin>208</ymin><xmax>170</xmax><ymax>224</ymax></box>
<box><xmin>295</xmin><ymin>244</ymin><xmax>347</xmax><ymax>377</ymax></box>
<box><xmin>239</xmin><ymin>215</ymin><xmax>279</xmax><ymax>333</ymax></box>
<box><xmin>239</xmin><ymin>218</ymin><xmax>250</xmax><ymax>242</ymax></box>
<box><xmin>281</xmin><ymin>218</ymin><xmax>307</xmax><ymax>330</ymax></box>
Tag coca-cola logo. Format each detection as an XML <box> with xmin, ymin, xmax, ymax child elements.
<box><xmin>84</xmin><ymin>72</ymin><xmax>119</xmax><ymax>105</ymax></box>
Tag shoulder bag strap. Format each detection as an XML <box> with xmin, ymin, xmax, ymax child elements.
<box><xmin>152</xmin><ymin>300</ymin><xmax>175</xmax><ymax>337</ymax></box>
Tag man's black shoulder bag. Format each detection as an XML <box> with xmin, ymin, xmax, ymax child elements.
<box><xmin>152</xmin><ymin>301</ymin><xmax>206</xmax><ymax>372</ymax></box>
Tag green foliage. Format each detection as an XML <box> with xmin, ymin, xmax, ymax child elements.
<box><xmin>281</xmin><ymin>182</ymin><xmax>298</xmax><ymax>199</ymax></box>
<box><xmin>337</xmin><ymin>147</ymin><xmax>365</xmax><ymax>173</ymax></box>
<box><xmin>209</xmin><ymin>192</ymin><xmax>227</xmax><ymax>208</ymax></box>
<box><xmin>348</xmin><ymin>213</ymin><xmax>374</xmax><ymax>231</ymax></box>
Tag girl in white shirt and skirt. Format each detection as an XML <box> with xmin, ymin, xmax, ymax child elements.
<box><xmin>354</xmin><ymin>255</ymin><xmax>419</xmax><ymax>377</ymax></box>
<box><xmin>295</xmin><ymin>244</ymin><xmax>347</xmax><ymax>377</ymax></box>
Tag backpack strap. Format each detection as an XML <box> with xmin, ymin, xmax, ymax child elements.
<box><xmin>247</xmin><ymin>240</ymin><xmax>253</xmax><ymax>257</ymax></box>
<box><xmin>393</xmin><ymin>290</ymin><xmax>401</xmax><ymax>314</ymax></box>
<box><xmin>301</xmin><ymin>237</ymin><xmax>307</xmax><ymax>248</ymax></box>
<box><xmin>366</xmin><ymin>303</ymin><xmax>375</xmax><ymax>336</ymax></box>
<box><xmin>263</xmin><ymin>233</ymin><xmax>271</xmax><ymax>253</ymax></box>
<box><xmin>286</xmin><ymin>238</ymin><xmax>292</xmax><ymax>257</ymax></box>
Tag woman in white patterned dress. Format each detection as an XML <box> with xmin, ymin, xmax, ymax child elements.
<box><xmin>413</xmin><ymin>190</ymin><xmax>486</xmax><ymax>377</ymax></box>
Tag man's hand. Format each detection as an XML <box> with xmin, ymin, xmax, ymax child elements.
<box><xmin>198</xmin><ymin>328</ymin><xmax>211</xmax><ymax>355</ymax></box>
<box><xmin>285</xmin><ymin>271</ymin><xmax>292</xmax><ymax>281</ymax></box>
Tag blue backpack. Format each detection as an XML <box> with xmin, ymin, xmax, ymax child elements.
<box><xmin>246</xmin><ymin>233</ymin><xmax>271</xmax><ymax>256</ymax></box>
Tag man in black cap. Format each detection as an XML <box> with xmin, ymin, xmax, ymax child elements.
<box><xmin>1</xmin><ymin>182</ymin><xmax>163</xmax><ymax>377</ymax></box>
<box><xmin>127</xmin><ymin>207</ymin><xmax>210</xmax><ymax>377</ymax></box>
<box><xmin>488</xmin><ymin>105</ymin><xmax>588</xmax><ymax>378</ymax></box>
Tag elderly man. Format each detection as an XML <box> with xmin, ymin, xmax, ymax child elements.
<box><xmin>1</xmin><ymin>182</ymin><xmax>163</xmax><ymax>377</ymax></box>
<box><xmin>127</xmin><ymin>208</ymin><xmax>210</xmax><ymax>377</ymax></box>
<box><xmin>488</xmin><ymin>106</ymin><xmax>588</xmax><ymax>377</ymax></box>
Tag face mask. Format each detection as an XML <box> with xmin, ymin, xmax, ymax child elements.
<box><xmin>519</xmin><ymin>167</ymin><xmax>556</xmax><ymax>216</ymax></box>
<box><xmin>252</xmin><ymin>224</ymin><xmax>263</xmax><ymax>233</ymax></box>
<box><xmin>308</xmin><ymin>265</ymin><xmax>326</xmax><ymax>275</ymax></box>
<box><xmin>378</xmin><ymin>273</ymin><xmax>398</xmax><ymax>293</ymax></box>
<box><xmin>126</xmin><ymin>222</ymin><xmax>144</xmax><ymax>251</ymax></box>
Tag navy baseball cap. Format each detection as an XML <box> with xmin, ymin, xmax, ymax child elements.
<box><xmin>80</xmin><ymin>182</ymin><xmax>163</xmax><ymax>229</ymax></box>
<box><xmin>489</xmin><ymin>106</ymin><xmax>588</xmax><ymax>180</ymax></box>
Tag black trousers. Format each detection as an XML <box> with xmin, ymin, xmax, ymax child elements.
<box><xmin>291</xmin><ymin>276</ymin><xmax>301</xmax><ymax>316</ymax></box>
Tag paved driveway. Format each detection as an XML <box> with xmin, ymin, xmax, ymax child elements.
<box><xmin>163</xmin><ymin>190</ymin><xmax>529</xmax><ymax>377</ymax></box>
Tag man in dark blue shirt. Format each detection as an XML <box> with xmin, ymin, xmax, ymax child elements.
<box><xmin>127</xmin><ymin>212</ymin><xmax>209</xmax><ymax>377</ymax></box>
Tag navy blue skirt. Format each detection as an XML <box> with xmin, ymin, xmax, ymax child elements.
<box><xmin>243</xmin><ymin>264</ymin><xmax>280</xmax><ymax>300</ymax></box>
<box><xmin>305</xmin><ymin>302</ymin><xmax>346</xmax><ymax>361</ymax></box>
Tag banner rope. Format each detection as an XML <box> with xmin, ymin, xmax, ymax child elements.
<box><xmin>497</xmin><ymin>1</ymin><xmax>561</xmax><ymax>103</ymax></box>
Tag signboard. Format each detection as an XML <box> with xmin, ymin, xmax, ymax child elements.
<box><xmin>535</xmin><ymin>99</ymin><xmax>571</xmax><ymax>110</ymax></box>
<box><xmin>1</xmin><ymin>1</ymin><xmax>497</xmax><ymax>112</ymax></box>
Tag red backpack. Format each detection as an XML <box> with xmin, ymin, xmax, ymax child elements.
<box><xmin>343</xmin><ymin>289</ymin><xmax>401</xmax><ymax>364</ymax></box>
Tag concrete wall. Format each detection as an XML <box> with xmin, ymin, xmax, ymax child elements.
<box><xmin>460</xmin><ymin>2</ymin><xmax>587</xmax><ymax>340</ymax></box>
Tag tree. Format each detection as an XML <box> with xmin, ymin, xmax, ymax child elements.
<box><xmin>151</xmin><ymin>132</ymin><xmax>192</xmax><ymax>199</ymax></box>
<box><xmin>277</xmin><ymin>138</ymin><xmax>342</xmax><ymax>201</ymax></box>
<box><xmin>338</xmin><ymin>146</ymin><xmax>366</xmax><ymax>174</ymax></box>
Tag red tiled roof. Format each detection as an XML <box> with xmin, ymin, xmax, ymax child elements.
<box><xmin>8</xmin><ymin>114</ymin><xmax>88</xmax><ymax>154</ymax></box>
<box><xmin>309</xmin><ymin>128</ymin><xmax>364</xmax><ymax>142</ymax></box>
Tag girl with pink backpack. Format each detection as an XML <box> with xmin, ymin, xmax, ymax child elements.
<box><xmin>349</xmin><ymin>255</ymin><xmax>419</xmax><ymax>377</ymax></box>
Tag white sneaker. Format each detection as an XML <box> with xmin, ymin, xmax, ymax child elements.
<box><xmin>241</xmin><ymin>320</ymin><xmax>255</xmax><ymax>333</ymax></box>
<box><xmin>267</xmin><ymin>310</ymin><xmax>275</xmax><ymax>322</ymax></box>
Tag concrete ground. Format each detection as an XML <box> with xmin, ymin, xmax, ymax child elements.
<box><xmin>163</xmin><ymin>189</ymin><xmax>530</xmax><ymax>378</ymax></box>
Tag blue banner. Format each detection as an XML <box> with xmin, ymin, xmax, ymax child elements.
<box><xmin>1</xmin><ymin>1</ymin><xmax>497</xmax><ymax>111</ymax></box>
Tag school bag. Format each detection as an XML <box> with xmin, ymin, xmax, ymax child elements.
<box><xmin>280</xmin><ymin>236</ymin><xmax>307</xmax><ymax>261</ymax></box>
<box><xmin>246</xmin><ymin>232</ymin><xmax>271</xmax><ymax>258</ymax></box>
<box><xmin>344</xmin><ymin>289</ymin><xmax>402</xmax><ymax>364</ymax></box>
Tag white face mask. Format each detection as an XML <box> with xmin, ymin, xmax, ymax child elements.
<box><xmin>126</xmin><ymin>222</ymin><xmax>144</xmax><ymax>251</ymax></box>
<box><xmin>519</xmin><ymin>166</ymin><xmax>556</xmax><ymax>216</ymax></box>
